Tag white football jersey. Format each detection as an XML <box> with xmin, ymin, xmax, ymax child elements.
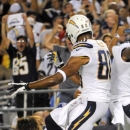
<box><xmin>71</xmin><ymin>39</ymin><xmax>111</xmax><ymax>102</ymax></box>
<box><xmin>38</xmin><ymin>52</ymin><xmax>58</xmax><ymax>76</ymax></box>
<box><xmin>111</xmin><ymin>42</ymin><xmax>130</xmax><ymax>102</ymax></box>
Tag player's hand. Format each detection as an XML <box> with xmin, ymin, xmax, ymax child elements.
<box><xmin>7</xmin><ymin>82</ymin><xmax>29</xmax><ymax>97</ymax></box>
<box><xmin>47</xmin><ymin>51</ymin><xmax>64</xmax><ymax>68</ymax></box>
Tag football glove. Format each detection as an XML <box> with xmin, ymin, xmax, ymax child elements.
<box><xmin>7</xmin><ymin>82</ymin><xmax>29</xmax><ymax>97</ymax></box>
<box><xmin>47</xmin><ymin>51</ymin><xmax>64</xmax><ymax>68</ymax></box>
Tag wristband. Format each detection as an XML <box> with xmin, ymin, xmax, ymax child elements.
<box><xmin>57</xmin><ymin>69</ymin><xmax>66</xmax><ymax>82</ymax></box>
<box><xmin>114</xmin><ymin>33</ymin><xmax>120</xmax><ymax>38</ymax></box>
<box><xmin>25</xmin><ymin>83</ymin><xmax>30</xmax><ymax>90</ymax></box>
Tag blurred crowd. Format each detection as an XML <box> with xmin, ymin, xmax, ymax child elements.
<box><xmin>0</xmin><ymin>0</ymin><xmax>130</xmax><ymax>129</ymax></box>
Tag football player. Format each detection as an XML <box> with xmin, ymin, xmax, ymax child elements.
<box><xmin>109</xmin><ymin>26</ymin><xmax>130</xmax><ymax>130</ymax></box>
<box><xmin>8</xmin><ymin>14</ymin><xmax>111</xmax><ymax>130</ymax></box>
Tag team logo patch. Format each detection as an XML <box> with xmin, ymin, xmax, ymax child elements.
<box><xmin>10</xmin><ymin>18</ymin><xmax>20</xmax><ymax>25</ymax></box>
<box><xmin>69</xmin><ymin>20</ymin><xmax>79</xmax><ymax>28</ymax></box>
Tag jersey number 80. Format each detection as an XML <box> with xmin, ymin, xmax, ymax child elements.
<box><xmin>98</xmin><ymin>50</ymin><xmax>111</xmax><ymax>79</ymax></box>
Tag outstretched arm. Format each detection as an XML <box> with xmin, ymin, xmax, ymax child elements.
<box><xmin>29</xmin><ymin>56</ymin><xmax>89</xmax><ymax>89</ymax></box>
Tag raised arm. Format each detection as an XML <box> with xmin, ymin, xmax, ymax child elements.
<box><xmin>44</xmin><ymin>24</ymin><xmax>63</xmax><ymax>50</ymax></box>
<box><xmin>110</xmin><ymin>15</ymin><xmax>118</xmax><ymax>36</ymax></box>
<box><xmin>1</xmin><ymin>15</ymin><xmax>10</xmax><ymax>49</ymax></box>
<box><xmin>0</xmin><ymin>41</ymin><xmax>7</xmax><ymax>55</ymax></box>
<box><xmin>102</xmin><ymin>0</ymin><xmax>108</xmax><ymax>11</ymax></box>
<box><xmin>89</xmin><ymin>2</ymin><xmax>100</xmax><ymax>20</ymax></box>
<box><xmin>22</xmin><ymin>13</ymin><xmax>34</xmax><ymax>48</ymax></box>
<box><xmin>109</xmin><ymin>26</ymin><xmax>126</xmax><ymax>55</ymax></box>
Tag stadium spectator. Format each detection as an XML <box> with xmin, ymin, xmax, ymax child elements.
<box><xmin>63</xmin><ymin>2</ymin><xmax>74</xmax><ymax>16</ymax></box>
<box><xmin>79</xmin><ymin>0</ymin><xmax>100</xmax><ymax>23</ymax></box>
<box><xmin>102</xmin><ymin>33</ymin><xmax>113</xmax><ymax>51</ymax></box>
<box><xmin>39</xmin><ymin>16</ymin><xmax>63</xmax><ymax>58</ymax></box>
<box><xmin>102</xmin><ymin>9</ymin><xmax>119</xmax><ymax>32</ymax></box>
<box><xmin>118</xmin><ymin>6</ymin><xmax>129</xmax><ymax>25</ymax></box>
<box><xmin>92</xmin><ymin>19</ymin><xmax>102</xmax><ymax>39</ymax></box>
<box><xmin>26</xmin><ymin>10</ymin><xmax>37</xmax><ymax>21</ymax></box>
<box><xmin>40</xmin><ymin>0</ymin><xmax>64</xmax><ymax>25</ymax></box>
<box><xmin>1</xmin><ymin>13</ymin><xmax>39</xmax><ymax>118</ymax></box>
<box><xmin>108</xmin><ymin>2</ymin><xmax>119</xmax><ymax>14</ymax></box>
<box><xmin>34</xmin><ymin>110</ymin><xmax>50</xmax><ymax>128</ymax></box>
<box><xmin>16</xmin><ymin>115</ymin><xmax>43</xmax><ymax>130</ymax></box>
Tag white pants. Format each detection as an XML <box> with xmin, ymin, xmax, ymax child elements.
<box><xmin>110</xmin><ymin>101</ymin><xmax>130</xmax><ymax>130</ymax></box>
<box><xmin>51</xmin><ymin>100</ymin><xmax>108</xmax><ymax>130</ymax></box>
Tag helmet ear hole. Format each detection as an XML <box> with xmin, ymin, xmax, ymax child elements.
<box><xmin>66</xmin><ymin>33</ymin><xmax>71</xmax><ymax>42</ymax></box>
